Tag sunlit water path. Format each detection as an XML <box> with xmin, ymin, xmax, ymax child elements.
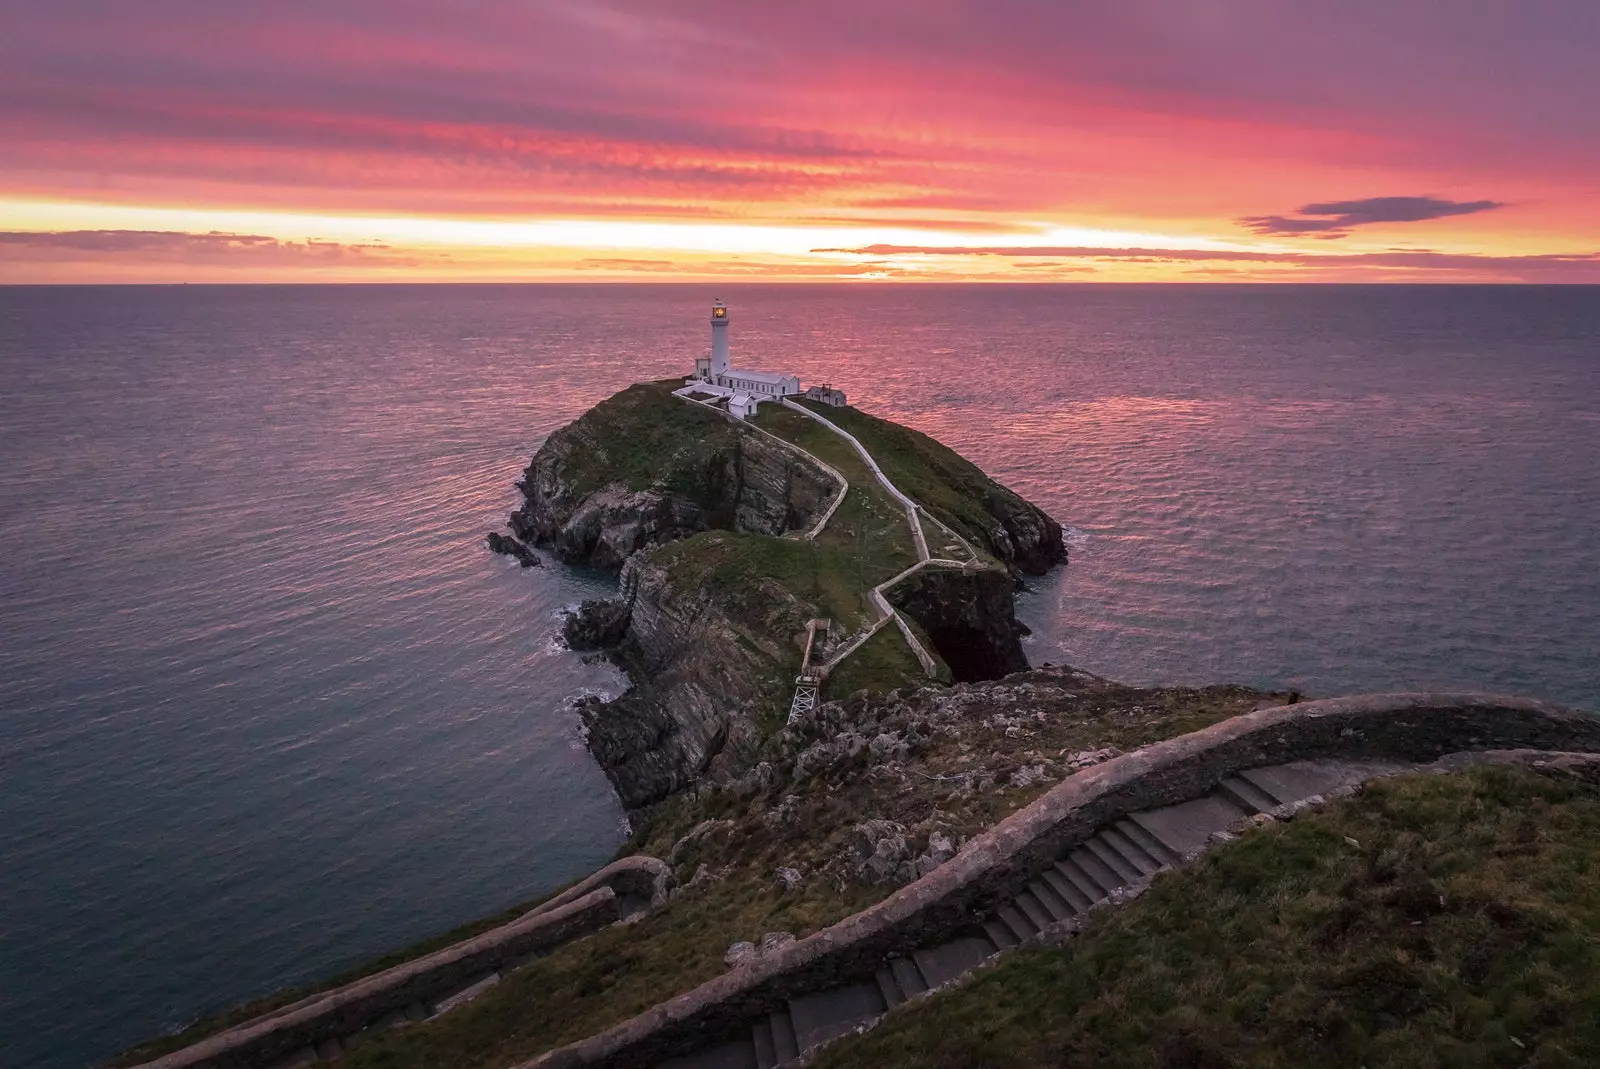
<box><xmin>2</xmin><ymin>284</ymin><xmax>1597</xmax><ymax>1068</ymax></box>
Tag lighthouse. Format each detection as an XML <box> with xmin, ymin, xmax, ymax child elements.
<box><xmin>683</xmin><ymin>297</ymin><xmax>804</xmax><ymax>419</ymax></box>
<box><xmin>709</xmin><ymin>298</ymin><xmax>731</xmax><ymax>378</ymax></box>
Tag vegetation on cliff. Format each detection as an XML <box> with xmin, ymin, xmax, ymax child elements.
<box><xmin>310</xmin><ymin>671</ymin><xmax>1285</xmax><ymax>1069</ymax></box>
<box><xmin>814</xmin><ymin>762</ymin><xmax>1600</xmax><ymax>1069</ymax></box>
<box><xmin>787</xmin><ymin>398</ymin><xmax>1064</xmax><ymax>575</ymax></box>
<box><xmin>501</xmin><ymin>382</ymin><xmax>1066</xmax><ymax>810</ymax></box>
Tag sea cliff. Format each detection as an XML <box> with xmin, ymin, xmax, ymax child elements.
<box><xmin>490</xmin><ymin>382</ymin><xmax>1067</xmax><ymax>809</ymax></box>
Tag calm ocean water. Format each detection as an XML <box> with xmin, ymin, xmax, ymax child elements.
<box><xmin>2</xmin><ymin>283</ymin><xmax>1598</xmax><ymax>1068</ymax></box>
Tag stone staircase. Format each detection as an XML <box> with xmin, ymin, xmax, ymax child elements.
<box><xmin>659</xmin><ymin>757</ymin><xmax>1408</xmax><ymax>1069</ymax></box>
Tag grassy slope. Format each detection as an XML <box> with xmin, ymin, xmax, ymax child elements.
<box><xmin>791</xmin><ymin>398</ymin><xmax>1016</xmax><ymax>562</ymax></box>
<box><xmin>823</xmin><ymin>622</ymin><xmax>937</xmax><ymax>700</ymax></box>
<box><xmin>312</xmin><ymin>683</ymin><xmax>1276</xmax><ymax>1069</ymax></box>
<box><xmin>560</xmin><ymin>380</ymin><xmax>738</xmax><ymax>500</ymax></box>
<box><xmin>815</xmin><ymin>764</ymin><xmax>1600</xmax><ymax>1069</ymax></box>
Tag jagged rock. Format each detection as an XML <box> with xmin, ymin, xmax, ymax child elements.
<box><xmin>486</xmin><ymin>531</ymin><xmax>541</xmax><ymax>567</ymax></box>
<box><xmin>888</xmin><ymin>568</ymin><xmax>1029</xmax><ymax>683</ymax></box>
<box><xmin>912</xmin><ymin>830</ymin><xmax>957</xmax><ymax>878</ymax></box>
<box><xmin>501</xmin><ymin>382</ymin><xmax>1070</xmax><ymax>811</ymax></box>
<box><xmin>509</xmin><ymin>383</ymin><xmax>835</xmax><ymax>570</ymax></box>
<box><xmin>759</xmin><ymin>931</ymin><xmax>796</xmax><ymax>955</ymax></box>
<box><xmin>723</xmin><ymin>941</ymin><xmax>758</xmax><ymax>968</ymax></box>
<box><xmin>847</xmin><ymin>819</ymin><xmax>912</xmax><ymax>885</ymax></box>
<box><xmin>667</xmin><ymin>819</ymin><xmax>735</xmax><ymax>866</ymax></box>
<box><xmin>563</xmin><ymin>598</ymin><xmax>630</xmax><ymax>650</ymax></box>
<box><xmin>774</xmin><ymin>866</ymin><xmax>804</xmax><ymax>892</ymax></box>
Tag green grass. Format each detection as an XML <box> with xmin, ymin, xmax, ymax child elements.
<box><xmin>334</xmin><ymin>867</ymin><xmax>886</xmax><ymax>1069</ymax></box>
<box><xmin>650</xmin><ymin>530</ymin><xmax>880</xmax><ymax>636</ymax></box>
<box><xmin>790</xmin><ymin>399</ymin><xmax>1019</xmax><ymax>564</ymax></box>
<box><xmin>751</xmin><ymin>405</ymin><xmax>918</xmax><ymax>579</ymax></box>
<box><xmin>560</xmin><ymin>381</ymin><xmax>742</xmax><ymax>500</ymax></box>
<box><xmin>814</xmin><ymin>764</ymin><xmax>1600</xmax><ymax>1069</ymax></box>
<box><xmin>822</xmin><ymin>623</ymin><xmax>935</xmax><ymax>700</ymax></box>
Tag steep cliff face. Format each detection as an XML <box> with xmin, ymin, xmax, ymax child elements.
<box><xmin>579</xmin><ymin>534</ymin><xmax>820</xmax><ymax>809</ymax></box>
<box><xmin>494</xmin><ymin>383</ymin><xmax>1071</xmax><ymax>811</ymax></box>
<box><xmin>888</xmin><ymin>568</ymin><xmax>1030</xmax><ymax>683</ymax></box>
<box><xmin>507</xmin><ymin>383</ymin><xmax>835</xmax><ymax>570</ymax></box>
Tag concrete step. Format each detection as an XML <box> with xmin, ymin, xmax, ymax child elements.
<box><xmin>789</xmin><ymin>981</ymin><xmax>886</xmax><ymax>1054</ymax></box>
<box><xmin>995</xmin><ymin>903</ymin><xmax>1038</xmax><ymax>942</ymax></box>
<box><xmin>1129</xmin><ymin>794</ymin><xmax>1248</xmax><ymax>861</ymax></box>
<box><xmin>983</xmin><ymin>918</ymin><xmax>1020</xmax><ymax>950</ymax></box>
<box><xmin>1115</xmin><ymin>817</ymin><xmax>1183</xmax><ymax>867</ymax></box>
<box><xmin>769</xmin><ymin>1008</ymin><xmax>800</xmax><ymax>1064</ymax></box>
<box><xmin>1040</xmin><ymin>865</ymin><xmax>1095</xmax><ymax>913</ymax></box>
<box><xmin>889</xmin><ymin>955</ymin><xmax>929</xmax><ymax>998</ymax></box>
<box><xmin>1052</xmin><ymin>858</ymin><xmax>1106</xmax><ymax>906</ymax></box>
<box><xmin>1216</xmin><ymin>775</ymin><xmax>1279</xmax><ymax>815</ymax></box>
<box><xmin>1026</xmin><ymin>878</ymin><xmax>1076</xmax><ymax>923</ymax></box>
<box><xmin>752</xmin><ymin>1015</ymin><xmax>778</xmax><ymax>1069</ymax></box>
<box><xmin>1012</xmin><ymin>890</ymin><xmax>1055</xmax><ymax>932</ymax></box>
<box><xmin>911</xmin><ymin>935</ymin><xmax>997</xmax><ymax>989</ymax></box>
<box><xmin>874</xmin><ymin>966</ymin><xmax>905</xmax><ymax>1008</ymax></box>
<box><xmin>1097</xmin><ymin>826</ymin><xmax>1162</xmax><ymax>876</ymax></box>
<box><xmin>661</xmin><ymin>1036</ymin><xmax>758</xmax><ymax>1069</ymax></box>
<box><xmin>1068</xmin><ymin>847</ymin><xmax>1123</xmax><ymax>897</ymax></box>
<box><xmin>1239</xmin><ymin>759</ymin><xmax>1405</xmax><ymax>808</ymax></box>
<box><xmin>1083</xmin><ymin>834</ymin><xmax>1142</xmax><ymax>885</ymax></box>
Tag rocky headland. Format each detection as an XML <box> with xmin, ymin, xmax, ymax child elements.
<box><xmin>488</xmin><ymin>381</ymin><xmax>1067</xmax><ymax>810</ymax></box>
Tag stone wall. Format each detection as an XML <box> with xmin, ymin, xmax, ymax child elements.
<box><xmin>520</xmin><ymin>693</ymin><xmax>1600</xmax><ymax>1068</ymax></box>
<box><xmin>132</xmin><ymin>857</ymin><xmax>672</xmax><ymax>1069</ymax></box>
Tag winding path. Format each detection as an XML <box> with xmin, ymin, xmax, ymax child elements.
<box><xmin>672</xmin><ymin>388</ymin><xmax>989</xmax><ymax>699</ymax></box>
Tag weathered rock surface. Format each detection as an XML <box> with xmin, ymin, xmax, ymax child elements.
<box><xmin>578</xmin><ymin>542</ymin><xmax>819</xmax><ymax>809</ymax></box>
<box><xmin>887</xmin><ymin>567</ymin><xmax>1029</xmax><ymax>682</ymax></box>
<box><xmin>494</xmin><ymin>382</ymin><xmax>1072</xmax><ymax>811</ymax></box>
<box><xmin>563</xmin><ymin>598</ymin><xmax>631</xmax><ymax>650</ymax></box>
<box><xmin>507</xmin><ymin>383</ymin><xmax>835</xmax><ymax>570</ymax></box>
<box><xmin>486</xmin><ymin>532</ymin><xmax>541</xmax><ymax>567</ymax></box>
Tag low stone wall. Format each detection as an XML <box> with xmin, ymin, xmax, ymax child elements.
<box><xmin>133</xmin><ymin>857</ymin><xmax>673</xmax><ymax>1069</ymax></box>
<box><xmin>522</xmin><ymin>693</ymin><xmax>1600</xmax><ymax>1068</ymax></box>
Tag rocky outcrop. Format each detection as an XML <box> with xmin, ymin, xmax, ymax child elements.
<box><xmin>486</xmin><ymin>532</ymin><xmax>541</xmax><ymax>567</ymax></box>
<box><xmin>496</xmin><ymin>383</ymin><xmax>1070</xmax><ymax>811</ymax></box>
<box><xmin>887</xmin><ymin>567</ymin><xmax>1029</xmax><ymax>682</ymax></box>
<box><xmin>563</xmin><ymin>599</ymin><xmax>630</xmax><ymax>650</ymax></box>
<box><xmin>519</xmin><ymin>694</ymin><xmax>1600</xmax><ymax>1069</ymax></box>
<box><xmin>506</xmin><ymin>384</ymin><xmax>835</xmax><ymax>570</ymax></box>
<box><xmin>976</xmin><ymin>490</ymin><xmax>1065</xmax><ymax>577</ymax></box>
<box><xmin>578</xmin><ymin>540</ymin><xmax>820</xmax><ymax>809</ymax></box>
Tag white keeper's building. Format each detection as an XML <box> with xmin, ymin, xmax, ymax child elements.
<box><xmin>682</xmin><ymin>298</ymin><xmax>834</xmax><ymax>420</ymax></box>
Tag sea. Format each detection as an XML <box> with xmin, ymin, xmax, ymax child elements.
<box><xmin>2</xmin><ymin>283</ymin><xmax>1598</xmax><ymax>1069</ymax></box>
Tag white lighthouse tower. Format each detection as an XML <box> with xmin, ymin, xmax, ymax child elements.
<box><xmin>682</xmin><ymin>297</ymin><xmax>803</xmax><ymax>420</ymax></box>
<box><xmin>709</xmin><ymin>298</ymin><xmax>731</xmax><ymax>378</ymax></box>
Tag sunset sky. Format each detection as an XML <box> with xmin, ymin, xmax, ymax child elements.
<box><xmin>3</xmin><ymin>1</ymin><xmax>1598</xmax><ymax>283</ymax></box>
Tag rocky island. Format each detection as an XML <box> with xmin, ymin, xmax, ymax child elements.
<box><xmin>490</xmin><ymin>380</ymin><xmax>1066</xmax><ymax>810</ymax></box>
<box><xmin>124</xmin><ymin>381</ymin><xmax>1600</xmax><ymax>1069</ymax></box>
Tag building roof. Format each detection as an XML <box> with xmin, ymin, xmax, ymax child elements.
<box><xmin>724</xmin><ymin>367</ymin><xmax>797</xmax><ymax>385</ymax></box>
<box><xmin>730</xmin><ymin>391</ymin><xmax>755</xmax><ymax>407</ymax></box>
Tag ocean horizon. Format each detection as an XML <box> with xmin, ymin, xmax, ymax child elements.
<box><xmin>3</xmin><ymin>282</ymin><xmax>1598</xmax><ymax>1069</ymax></box>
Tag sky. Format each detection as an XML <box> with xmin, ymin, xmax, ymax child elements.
<box><xmin>2</xmin><ymin>1</ymin><xmax>1598</xmax><ymax>283</ymax></box>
